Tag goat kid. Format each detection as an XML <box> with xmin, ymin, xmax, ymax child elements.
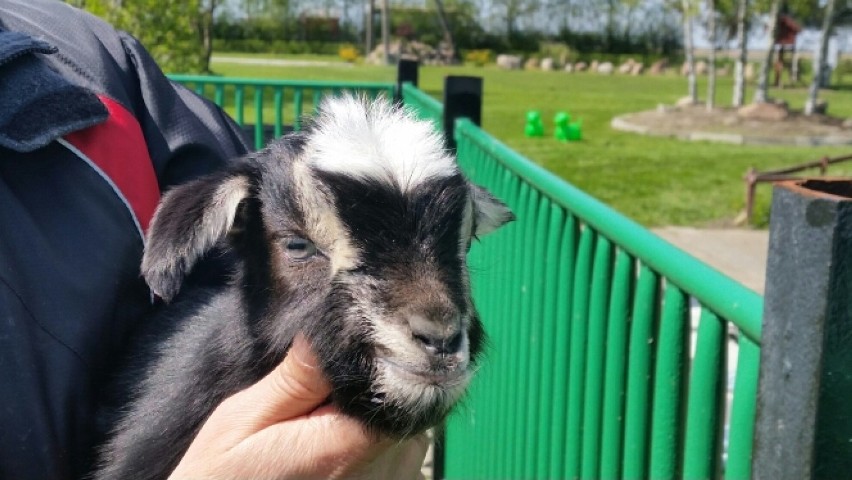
<box><xmin>95</xmin><ymin>95</ymin><xmax>513</xmax><ymax>480</ymax></box>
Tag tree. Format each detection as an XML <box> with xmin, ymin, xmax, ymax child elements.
<box><xmin>682</xmin><ymin>0</ymin><xmax>698</xmax><ymax>103</ymax></box>
<box><xmin>753</xmin><ymin>0</ymin><xmax>781</xmax><ymax>103</ymax></box>
<box><xmin>731</xmin><ymin>0</ymin><xmax>749</xmax><ymax>106</ymax></box>
<box><xmin>381</xmin><ymin>0</ymin><xmax>390</xmax><ymax>65</ymax></box>
<box><xmin>707</xmin><ymin>0</ymin><xmax>717</xmax><ymax>110</ymax></box>
<box><xmin>199</xmin><ymin>0</ymin><xmax>222</xmax><ymax>73</ymax></box>
<box><xmin>805</xmin><ymin>0</ymin><xmax>838</xmax><ymax>115</ymax></box>
<box><xmin>79</xmin><ymin>0</ymin><xmax>206</xmax><ymax>74</ymax></box>
<box><xmin>491</xmin><ymin>0</ymin><xmax>542</xmax><ymax>38</ymax></box>
<box><xmin>433</xmin><ymin>0</ymin><xmax>459</xmax><ymax>62</ymax></box>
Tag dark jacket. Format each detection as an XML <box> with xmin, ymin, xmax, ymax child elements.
<box><xmin>0</xmin><ymin>1</ymin><xmax>250</xmax><ymax>478</ymax></box>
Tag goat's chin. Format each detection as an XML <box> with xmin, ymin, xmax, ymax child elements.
<box><xmin>372</xmin><ymin>358</ymin><xmax>472</xmax><ymax>434</ymax></box>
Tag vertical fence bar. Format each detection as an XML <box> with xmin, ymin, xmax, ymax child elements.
<box><xmin>622</xmin><ymin>265</ymin><xmax>660</xmax><ymax>479</ymax></box>
<box><xmin>549</xmin><ymin>212</ymin><xmax>577</xmax><ymax>479</ymax></box>
<box><xmin>475</xmin><ymin>154</ymin><xmax>503</xmax><ymax>480</ymax></box>
<box><xmin>396</xmin><ymin>59</ymin><xmax>419</xmax><ymax>103</ymax></box>
<box><xmin>511</xmin><ymin>183</ymin><xmax>536</xmax><ymax>479</ymax></box>
<box><xmin>580</xmin><ymin>236</ymin><xmax>613</xmax><ymax>478</ymax></box>
<box><xmin>598</xmin><ymin>249</ymin><xmax>635</xmax><ymax>478</ymax></box>
<box><xmin>254</xmin><ymin>87</ymin><xmax>264</xmax><ymax>150</ymax></box>
<box><xmin>194</xmin><ymin>82</ymin><xmax>205</xmax><ymax>96</ymax></box>
<box><xmin>726</xmin><ymin>335</ymin><xmax>759</xmax><ymax>480</ymax></box>
<box><xmin>273</xmin><ymin>87</ymin><xmax>284</xmax><ymax>139</ymax></box>
<box><xmin>649</xmin><ymin>285</ymin><xmax>688</xmax><ymax>479</ymax></box>
<box><xmin>682</xmin><ymin>308</ymin><xmax>725</xmax><ymax>479</ymax></box>
<box><xmin>535</xmin><ymin>205</ymin><xmax>566</xmax><ymax>476</ymax></box>
<box><xmin>565</xmin><ymin>226</ymin><xmax>596</xmax><ymax>478</ymax></box>
<box><xmin>293</xmin><ymin>89</ymin><xmax>304</xmax><ymax>131</ymax></box>
<box><xmin>523</xmin><ymin>193</ymin><xmax>550</xmax><ymax>478</ymax></box>
<box><xmin>465</xmin><ymin>138</ymin><xmax>497</xmax><ymax>478</ymax></box>
<box><xmin>213</xmin><ymin>84</ymin><xmax>224</xmax><ymax>107</ymax></box>
<box><xmin>312</xmin><ymin>89</ymin><xmax>323</xmax><ymax>113</ymax></box>
<box><xmin>234</xmin><ymin>85</ymin><xmax>245</xmax><ymax>126</ymax></box>
<box><xmin>489</xmin><ymin>167</ymin><xmax>519</xmax><ymax>480</ymax></box>
<box><xmin>442</xmin><ymin>76</ymin><xmax>483</xmax><ymax>151</ymax></box>
<box><xmin>497</xmin><ymin>175</ymin><xmax>524</xmax><ymax>479</ymax></box>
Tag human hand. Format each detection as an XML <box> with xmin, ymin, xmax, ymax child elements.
<box><xmin>168</xmin><ymin>336</ymin><xmax>429</xmax><ymax>479</ymax></box>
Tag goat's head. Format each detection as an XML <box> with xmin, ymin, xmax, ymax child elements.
<box><xmin>141</xmin><ymin>95</ymin><xmax>513</xmax><ymax>436</ymax></box>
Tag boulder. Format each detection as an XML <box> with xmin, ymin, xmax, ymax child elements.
<box><xmin>574</xmin><ymin>61</ymin><xmax>588</xmax><ymax>72</ymax></box>
<box><xmin>597</xmin><ymin>62</ymin><xmax>614</xmax><ymax>74</ymax></box>
<box><xmin>496</xmin><ymin>54</ymin><xmax>522</xmax><ymax>70</ymax></box>
<box><xmin>649</xmin><ymin>59</ymin><xmax>668</xmax><ymax>75</ymax></box>
<box><xmin>366</xmin><ymin>40</ymin><xmax>449</xmax><ymax>65</ymax></box>
<box><xmin>737</xmin><ymin>102</ymin><xmax>789</xmax><ymax>121</ymax></box>
<box><xmin>695</xmin><ymin>60</ymin><xmax>708</xmax><ymax>75</ymax></box>
<box><xmin>590</xmin><ymin>60</ymin><xmax>599</xmax><ymax>72</ymax></box>
<box><xmin>676</xmin><ymin>96</ymin><xmax>699</xmax><ymax>107</ymax></box>
<box><xmin>540</xmin><ymin>57</ymin><xmax>555</xmax><ymax>71</ymax></box>
<box><xmin>618</xmin><ymin>59</ymin><xmax>634</xmax><ymax>74</ymax></box>
<box><xmin>630</xmin><ymin>63</ymin><xmax>644</xmax><ymax>75</ymax></box>
<box><xmin>524</xmin><ymin>57</ymin><xmax>540</xmax><ymax>70</ymax></box>
<box><xmin>563</xmin><ymin>63</ymin><xmax>574</xmax><ymax>73</ymax></box>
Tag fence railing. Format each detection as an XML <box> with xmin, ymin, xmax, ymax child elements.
<box><xmin>168</xmin><ymin>75</ymin><xmax>395</xmax><ymax>150</ymax></box>
<box><xmin>169</xmin><ymin>72</ymin><xmax>768</xmax><ymax>479</ymax></box>
<box><xmin>402</xmin><ymin>82</ymin><xmax>444</xmax><ymax>130</ymax></box>
<box><xmin>400</xmin><ymin>82</ymin><xmax>765</xmax><ymax>479</ymax></box>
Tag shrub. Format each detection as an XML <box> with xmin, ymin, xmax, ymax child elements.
<box><xmin>338</xmin><ymin>44</ymin><xmax>360</xmax><ymax>62</ymax></box>
<box><xmin>464</xmin><ymin>49</ymin><xmax>493</xmax><ymax>67</ymax></box>
<box><xmin>539</xmin><ymin>41</ymin><xmax>571</xmax><ymax>65</ymax></box>
<box><xmin>213</xmin><ymin>39</ymin><xmax>343</xmax><ymax>55</ymax></box>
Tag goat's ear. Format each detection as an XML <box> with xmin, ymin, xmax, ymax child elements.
<box><xmin>142</xmin><ymin>170</ymin><xmax>253</xmax><ymax>302</ymax></box>
<box><xmin>470</xmin><ymin>184</ymin><xmax>514</xmax><ymax>236</ymax></box>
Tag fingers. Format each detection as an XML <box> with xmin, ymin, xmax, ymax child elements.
<box><xmin>234</xmin><ymin>407</ymin><xmax>375</xmax><ymax>477</ymax></box>
<box><xmin>214</xmin><ymin>335</ymin><xmax>333</xmax><ymax>435</ymax></box>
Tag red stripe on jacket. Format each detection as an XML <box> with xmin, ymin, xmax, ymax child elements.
<box><xmin>64</xmin><ymin>95</ymin><xmax>160</xmax><ymax>234</ymax></box>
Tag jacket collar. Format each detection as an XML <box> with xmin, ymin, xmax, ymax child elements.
<box><xmin>0</xmin><ymin>29</ymin><xmax>107</xmax><ymax>152</ymax></box>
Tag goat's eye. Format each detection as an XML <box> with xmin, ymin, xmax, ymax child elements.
<box><xmin>283</xmin><ymin>236</ymin><xmax>317</xmax><ymax>260</ymax></box>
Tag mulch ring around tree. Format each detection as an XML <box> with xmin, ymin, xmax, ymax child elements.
<box><xmin>611</xmin><ymin>103</ymin><xmax>852</xmax><ymax>146</ymax></box>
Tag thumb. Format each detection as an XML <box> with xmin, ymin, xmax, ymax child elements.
<box><xmin>217</xmin><ymin>335</ymin><xmax>333</xmax><ymax>435</ymax></box>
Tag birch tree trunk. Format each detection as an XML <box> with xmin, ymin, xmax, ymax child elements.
<box><xmin>365</xmin><ymin>0</ymin><xmax>374</xmax><ymax>57</ymax></box>
<box><xmin>754</xmin><ymin>0</ymin><xmax>781</xmax><ymax>103</ymax></box>
<box><xmin>682</xmin><ymin>0</ymin><xmax>698</xmax><ymax>103</ymax></box>
<box><xmin>732</xmin><ymin>0</ymin><xmax>749</xmax><ymax>106</ymax></box>
<box><xmin>433</xmin><ymin>0</ymin><xmax>459</xmax><ymax>63</ymax></box>
<box><xmin>707</xmin><ymin>0</ymin><xmax>717</xmax><ymax>111</ymax></box>
<box><xmin>805</xmin><ymin>0</ymin><xmax>837</xmax><ymax>115</ymax></box>
<box><xmin>381</xmin><ymin>0</ymin><xmax>390</xmax><ymax>65</ymax></box>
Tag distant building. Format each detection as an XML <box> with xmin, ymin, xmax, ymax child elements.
<box><xmin>775</xmin><ymin>15</ymin><xmax>801</xmax><ymax>47</ymax></box>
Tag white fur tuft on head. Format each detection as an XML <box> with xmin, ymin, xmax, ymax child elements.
<box><xmin>307</xmin><ymin>95</ymin><xmax>458</xmax><ymax>190</ymax></box>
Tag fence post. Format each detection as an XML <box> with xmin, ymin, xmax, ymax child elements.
<box><xmin>753</xmin><ymin>179</ymin><xmax>852</xmax><ymax>479</ymax></box>
<box><xmin>395</xmin><ymin>59</ymin><xmax>418</xmax><ymax>104</ymax></box>
<box><xmin>442</xmin><ymin>76</ymin><xmax>482</xmax><ymax>150</ymax></box>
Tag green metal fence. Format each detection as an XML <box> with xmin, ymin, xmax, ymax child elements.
<box><xmin>401</xmin><ymin>82</ymin><xmax>444</xmax><ymax>130</ymax></box>
<box><xmin>446</xmin><ymin>119</ymin><xmax>761</xmax><ymax>479</ymax></box>
<box><xmin>168</xmin><ymin>75</ymin><xmax>395</xmax><ymax>150</ymax></box>
<box><xmin>171</xmin><ymin>75</ymin><xmax>765</xmax><ymax>479</ymax></box>
<box><xmin>399</xmin><ymin>83</ymin><xmax>763</xmax><ymax>479</ymax></box>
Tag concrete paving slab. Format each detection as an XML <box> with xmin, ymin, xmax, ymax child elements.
<box><xmin>652</xmin><ymin>226</ymin><xmax>769</xmax><ymax>294</ymax></box>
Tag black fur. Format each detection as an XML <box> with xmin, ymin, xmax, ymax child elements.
<box><xmin>94</xmin><ymin>116</ymin><xmax>511</xmax><ymax>480</ymax></box>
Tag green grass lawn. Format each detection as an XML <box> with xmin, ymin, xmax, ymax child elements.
<box><xmin>207</xmin><ymin>55</ymin><xmax>852</xmax><ymax>227</ymax></box>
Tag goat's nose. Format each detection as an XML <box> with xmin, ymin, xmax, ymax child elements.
<box><xmin>408</xmin><ymin>313</ymin><xmax>463</xmax><ymax>356</ymax></box>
